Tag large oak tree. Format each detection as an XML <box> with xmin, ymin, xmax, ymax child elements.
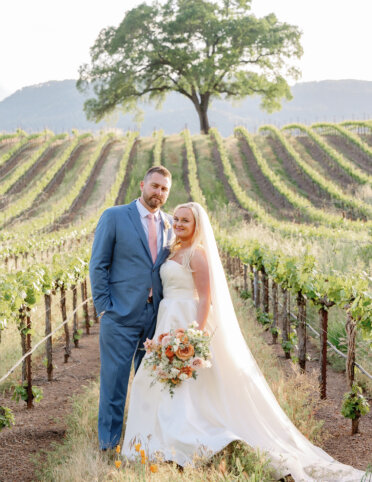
<box><xmin>77</xmin><ymin>0</ymin><xmax>303</xmax><ymax>133</ymax></box>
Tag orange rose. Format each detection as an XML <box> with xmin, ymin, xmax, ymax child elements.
<box><xmin>175</xmin><ymin>344</ymin><xmax>194</xmax><ymax>361</ymax></box>
<box><xmin>158</xmin><ymin>332</ymin><xmax>169</xmax><ymax>343</ymax></box>
<box><xmin>165</xmin><ymin>346</ymin><xmax>174</xmax><ymax>360</ymax></box>
<box><xmin>175</xmin><ymin>328</ymin><xmax>185</xmax><ymax>334</ymax></box>
<box><xmin>176</xmin><ymin>333</ymin><xmax>189</xmax><ymax>344</ymax></box>
<box><xmin>171</xmin><ymin>378</ymin><xmax>181</xmax><ymax>384</ymax></box>
<box><xmin>180</xmin><ymin>366</ymin><xmax>193</xmax><ymax>378</ymax></box>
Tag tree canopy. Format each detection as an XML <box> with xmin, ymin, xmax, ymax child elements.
<box><xmin>77</xmin><ymin>0</ymin><xmax>303</xmax><ymax>133</ymax></box>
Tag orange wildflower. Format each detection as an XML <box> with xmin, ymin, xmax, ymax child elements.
<box><xmin>135</xmin><ymin>443</ymin><xmax>141</xmax><ymax>452</ymax></box>
<box><xmin>116</xmin><ymin>445</ymin><xmax>121</xmax><ymax>453</ymax></box>
<box><xmin>115</xmin><ymin>460</ymin><xmax>122</xmax><ymax>469</ymax></box>
<box><xmin>150</xmin><ymin>464</ymin><xmax>159</xmax><ymax>473</ymax></box>
<box><xmin>175</xmin><ymin>344</ymin><xmax>194</xmax><ymax>361</ymax></box>
<box><xmin>141</xmin><ymin>456</ymin><xmax>147</xmax><ymax>464</ymax></box>
<box><xmin>140</xmin><ymin>449</ymin><xmax>146</xmax><ymax>457</ymax></box>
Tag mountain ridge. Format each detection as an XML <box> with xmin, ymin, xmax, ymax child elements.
<box><xmin>1</xmin><ymin>79</ymin><xmax>371</xmax><ymax>136</ymax></box>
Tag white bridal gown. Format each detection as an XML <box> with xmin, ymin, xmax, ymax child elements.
<box><xmin>122</xmin><ymin>259</ymin><xmax>365</xmax><ymax>481</ymax></box>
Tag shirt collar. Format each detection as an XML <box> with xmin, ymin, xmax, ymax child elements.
<box><xmin>136</xmin><ymin>198</ymin><xmax>160</xmax><ymax>221</ymax></box>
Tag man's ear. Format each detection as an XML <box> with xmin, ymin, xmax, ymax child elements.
<box><xmin>140</xmin><ymin>180</ymin><xmax>144</xmax><ymax>192</ymax></box>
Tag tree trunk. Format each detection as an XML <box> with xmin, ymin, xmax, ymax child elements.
<box><xmin>44</xmin><ymin>294</ymin><xmax>53</xmax><ymax>381</ymax></box>
<box><xmin>319</xmin><ymin>306</ymin><xmax>328</xmax><ymax>399</ymax></box>
<box><xmin>351</xmin><ymin>417</ymin><xmax>360</xmax><ymax>435</ymax></box>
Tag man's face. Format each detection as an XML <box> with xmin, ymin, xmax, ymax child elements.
<box><xmin>140</xmin><ymin>173</ymin><xmax>171</xmax><ymax>211</ymax></box>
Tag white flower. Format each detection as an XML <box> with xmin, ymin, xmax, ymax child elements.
<box><xmin>170</xmin><ymin>368</ymin><xmax>180</xmax><ymax>377</ymax></box>
<box><xmin>179</xmin><ymin>373</ymin><xmax>188</xmax><ymax>381</ymax></box>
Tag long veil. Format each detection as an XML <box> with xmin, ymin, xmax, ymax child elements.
<box><xmin>196</xmin><ymin>203</ymin><xmax>365</xmax><ymax>482</ymax></box>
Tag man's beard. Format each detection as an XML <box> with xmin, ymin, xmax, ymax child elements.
<box><xmin>143</xmin><ymin>192</ymin><xmax>163</xmax><ymax>209</ymax></box>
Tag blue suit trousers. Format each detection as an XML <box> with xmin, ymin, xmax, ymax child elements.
<box><xmin>98</xmin><ymin>302</ymin><xmax>156</xmax><ymax>449</ymax></box>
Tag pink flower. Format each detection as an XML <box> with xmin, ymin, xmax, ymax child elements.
<box><xmin>191</xmin><ymin>357</ymin><xmax>204</xmax><ymax>369</ymax></box>
<box><xmin>161</xmin><ymin>335</ymin><xmax>171</xmax><ymax>346</ymax></box>
<box><xmin>144</xmin><ymin>338</ymin><xmax>156</xmax><ymax>352</ymax></box>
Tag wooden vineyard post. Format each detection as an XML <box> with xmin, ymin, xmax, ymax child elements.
<box><xmin>243</xmin><ymin>264</ymin><xmax>248</xmax><ymax>293</ymax></box>
<box><xmin>271</xmin><ymin>281</ymin><xmax>278</xmax><ymax>344</ymax></box>
<box><xmin>81</xmin><ymin>279</ymin><xmax>90</xmax><ymax>334</ymax></box>
<box><xmin>26</xmin><ymin>313</ymin><xmax>33</xmax><ymax>409</ymax></box>
<box><xmin>297</xmin><ymin>292</ymin><xmax>307</xmax><ymax>372</ymax></box>
<box><xmin>318</xmin><ymin>306</ymin><xmax>328</xmax><ymax>399</ymax></box>
<box><xmin>254</xmin><ymin>269</ymin><xmax>260</xmax><ymax>309</ymax></box>
<box><xmin>19</xmin><ymin>307</ymin><xmax>27</xmax><ymax>382</ymax></box>
<box><xmin>346</xmin><ymin>310</ymin><xmax>360</xmax><ymax>434</ymax></box>
<box><xmin>44</xmin><ymin>293</ymin><xmax>53</xmax><ymax>381</ymax></box>
<box><xmin>346</xmin><ymin>311</ymin><xmax>356</xmax><ymax>389</ymax></box>
<box><xmin>261</xmin><ymin>268</ymin><xmax>269</xmax><ymax>314</ymax></box>
<box><xmin>60</xmin><ymin>286</ymin><xmax>71</xmax><ymax>362</ymax></box>
<box><xmin>250</xmin><ymin>265</ymin><xmax>254</xmax><ymax>300</ymax></box>
<box><xmin>280</xmin><ymin>287</ymin><xmax>291</xmax><ymax>359</ymax></box>
<box><xmin>93</xmin><ymin>305</ymin><xmax>99</xmax><ymax>324</ymax></box>
<box><xmin>72</xmin><ymin>285</ymin><xmax>79</xmax><ymax>347</ymax></box>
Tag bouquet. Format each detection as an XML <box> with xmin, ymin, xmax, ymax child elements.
<box><xmin>143</xmin><ymin>321</ymin><xmax>212</xmax><ymax>397</ymax></box>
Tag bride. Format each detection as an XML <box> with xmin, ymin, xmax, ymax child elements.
<box><xmin>122</xmin><ymin>202</ymin><xmax>365</xmax><ymax>481</ymax></box>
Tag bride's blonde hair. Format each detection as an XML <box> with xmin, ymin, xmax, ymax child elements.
<box><xmin>169</xmin><ymin>202</ymin><xmax>203</xmax><ymax>270</ymax></box>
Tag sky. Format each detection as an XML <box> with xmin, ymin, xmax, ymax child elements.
<box><xmin>1</xmin><ymin>0</ymin><xmax>372</xmax><ymax>100</ymax></box>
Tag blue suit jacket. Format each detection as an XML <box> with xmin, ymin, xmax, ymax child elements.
<box><xmin>89</xmin><ymin>200</ymin><xmax>173</xmax><ymax>324</ymax></box>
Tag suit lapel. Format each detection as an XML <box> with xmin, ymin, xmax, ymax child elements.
<box><xmin>127</xmin><ymin>201</ymin><xmax>153</xmax><ymax>262</ymax></box>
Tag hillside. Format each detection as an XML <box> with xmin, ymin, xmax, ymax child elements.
<box><xmin>0</xmin><ymin>123</ymin><xmax>371</xmax><ymax>480</ymax></box>
<box><xmin>1</xmin><ymin>79</ymin><xmax>372</xmax><ymax>135</ymax></box>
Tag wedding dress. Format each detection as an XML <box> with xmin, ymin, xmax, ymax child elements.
<box><xmin>122</xmin><ymin>206</ymin><xmax>365</xmax><ymax>482</ymax></box>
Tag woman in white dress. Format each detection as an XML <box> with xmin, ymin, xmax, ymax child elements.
<box><xmin>122</xmin><ymin>202</ymin><xmax>365</xmax><ymax>481</ymax></box>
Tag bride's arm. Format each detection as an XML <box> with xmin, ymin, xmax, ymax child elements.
<box><xmin>190</xmin><ymin>249</ymin><xmax>211</xmax><ymax>330</ymax></box>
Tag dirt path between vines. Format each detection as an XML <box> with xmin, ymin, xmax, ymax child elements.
<box><xmin>0</xmin><ymin>307</ymin><xmax>371</xmax><ymax>481</ymax></box>
<box><xmin>0</xmin><ymin>320</ymin><xmax>101</xmax><ymax>482</ymax></box>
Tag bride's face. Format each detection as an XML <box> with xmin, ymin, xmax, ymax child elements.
<box><xmin>173</xmin><ymin>207</ymin><xmax>195</xmax><ymax>242</ymax></box>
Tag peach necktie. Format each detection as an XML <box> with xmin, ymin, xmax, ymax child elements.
<box><xmin>147</xmin><ymin>213</ymin><xmax>157</xmax><ymax>264</ymax></box>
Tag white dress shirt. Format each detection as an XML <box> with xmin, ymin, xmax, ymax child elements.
<box><xmin>136</xmin><ymin>199</ymin><xmax>162</xmax><ymax>254</ymax></box>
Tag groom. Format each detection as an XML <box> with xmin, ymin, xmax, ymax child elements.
<box><xmin>89</xmin><ymin>165</ymin><xmax>173</xmax><ymax>450</ymax></box>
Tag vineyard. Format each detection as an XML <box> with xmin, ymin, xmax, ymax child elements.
<box><xmin>0</xmin><ymin>122</ymin><xmax>371</xmax><ymax>480</ymax></box>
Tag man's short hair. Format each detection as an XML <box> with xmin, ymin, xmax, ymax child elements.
<box><xmin>144</xmin><ymin>165</ymin><xmax>172</xmax><ymax>182</ymax></box>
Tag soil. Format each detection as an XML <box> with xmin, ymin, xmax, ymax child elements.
<box><xmin>0</xmin><ymin>303</ymin><xmax>371</xmax><ymax>481</ymax></box>
<box><xmin>324</xmin><ymin>134</ymin><xmax>372</xmax><ymax>175</ymax></box>
<box><xmin>115</xmin><ymin>139</ymin><xmax>138</xmax><ymax>205</ymax></box>
<box><xmin>0</xmin><ymin>321</ymin><xmax>101</xmax><ymax>482</ymax></box>
<box><xmin>266</xmin><ymin>136</ymin><xmax>327</xmax><ymax>208</ymax></box>
<box><xmin>296</xmin><ymin>136</ymin><xmax>357</xmax><ymax>190</ymax></box>
<box><xmin>237</xmin><ymin>137</ymin><xmax>302</xmax><ymax>222</ymax></box>
<box><xmin>260</xmin><ymin>325</ymin><xmax>372</xmax><ymax>472</ymax></box>
<box><xmin>56</xmin><ymin>140</ymin><xmax>117</xmax><ymax>227</ymax></box>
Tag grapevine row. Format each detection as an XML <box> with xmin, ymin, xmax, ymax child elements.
<box><xmin>0</xmin><ymin>133</ymin><xmax>42</xmax><ymax>170</ymax></box>
<box><xmin>295</xmin><ymin>123</ymin><xmax>372</xmax><ymax>185</ymax></box>
<box><xmin>209</xmin><ymin>127</ymin><xmax>369</xmax><ymax>241</ymax></box>
<box><xmin>264</xmin><ymin>125</ymin><xmax>372</xmax><ymax>218</ymax></box>
<box><xmin>234</xmin><ymin>126</ymin><xmax>371</xmax><ymax>232</ymax></box>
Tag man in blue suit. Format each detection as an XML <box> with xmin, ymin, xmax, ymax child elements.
<box><xmin>89</xmin><ymin>165</ymin><xmax>173</xmax><ymax>450</ymax></box>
